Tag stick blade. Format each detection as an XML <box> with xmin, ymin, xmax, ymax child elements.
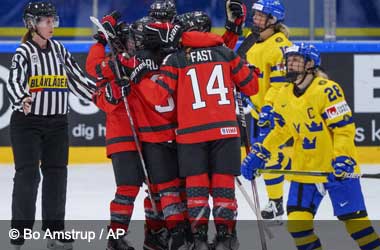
<box><xmin>89</xmin><ymin>16</ymin><xmax>109</xmax><ymax>40</ymax></box>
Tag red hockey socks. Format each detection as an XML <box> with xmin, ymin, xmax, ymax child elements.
<box><xmin>157</xmin><ymin>178</ymin><xmax>186</xmax><ymax>230</ymax></box>
<box><xmin>211</xmin><ymin>173</ymin><xmax>237</xmax><ymax>232</ymax></box>
<box><xmin>186</xmin><ymin>173</ymin><xmax>210</xmax><ymax>231</ymax></box>
<box><xmin>109</xmin><ymin>185</ymin><xmax>139</xmax><ymax>232</ymax></box>
<box><xmin>144</xmin><ymin>184</ymin><xmax>165</xmax><ymax>231</ymax></box>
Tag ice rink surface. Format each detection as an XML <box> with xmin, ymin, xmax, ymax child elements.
<box><xmin>1</xmin><ymin>164</ymin><xmax>379</xmax><ymax>249</ymax></box>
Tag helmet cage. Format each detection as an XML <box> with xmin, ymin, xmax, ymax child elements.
<box><xmin>285</xmin><ymin>44</ymin><xmax>321</xmax><ymax>82</ymax></box>
<box><xmin>174</xmin><ymin>11</ymin><xmax>211</xmax><ymax>32</ymax></box>
<box><xmin>149</xmin><ymin>0</ymin><xmax>177</xmax><ymax>22</ymax></box>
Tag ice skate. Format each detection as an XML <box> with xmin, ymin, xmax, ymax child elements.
<box><xmin>46</xmin><ymin>238</ymin><xmax>74</xmax><ymax>250</ymax></box>
<box><xmin>189</xmin><ymin>225</ymin><xmax>210</xmax><ymax>250</ymax></box>
<box><xmin>261</xmin><ymin>198</ymin><xmax>284</xmax><ymax>225</ymax></box>
<box><xmin>143</xmin><ymin>227</ymin><xmax>169</xmax><ymax>250</ymax></box>
<box><xmin>213</xmin><ymin>225</ymin><xmax>239</xmax><ymax>250</ymax></box>
<box><xmin>106</xmin><ymin>233</ymin><xmax>134</xmax><ymax>250</ymax></box>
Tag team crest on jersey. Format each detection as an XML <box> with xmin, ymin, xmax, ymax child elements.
<box><xmin>275</xmin><ymin>37</ymin><xmax>283</xmax><ymax>43</ymax></box>
<box><xmin>220</xmin><ymin>127</ymin><xmax>238</xmax><ymax>135</ymax></box>
<box><xmin>324</xmin><ymin>101</ymin><xmax>351</xmax><ymax>119</ymax></box>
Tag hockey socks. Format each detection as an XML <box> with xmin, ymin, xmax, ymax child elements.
<box><xmin>287</xmin><ymin>211</ymin><xmax>322</xmax><ymax>250</ymax></box>
<box><xmin>157</xmin><ymin>178</ymin><xmax>186</xmax><ymax>230</ymax></box>
<box><xmin>144</xmin><ymin>184</ymin><xmax>165</xmax><ymax>232</ymax></box>
<box><xmin>344</xmin><ymin>216</ymin><xmax>380</xmax><ymax>250</ymax></box>
<box><xmin>186</xmin><ymin>173</ymin><xmax>211</xmax><ymax>229</ymax></box>
<box><xmin>110</xmin><ymin>185</ymin><xmax>139</xmax><ymax>232</ymax></box>
<box><xmin>211</xmin><ymin>173</ymin><xmax>237</xmax><ymax>232</ymax></box>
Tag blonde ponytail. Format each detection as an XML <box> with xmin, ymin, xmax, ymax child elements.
<box><xmin>274</xmin><ymin>23</ymin><xmax>290</xmax><ymax>38</ymax></box>
<box><xmin>21</xmin><ymin>30</ymin><xmax>33</xmax><ymax>43</ymax></box>
<box><xmin>315</xmin><ymin>68</ymin><xmax>329</xmax><ymax>79</ymax></box>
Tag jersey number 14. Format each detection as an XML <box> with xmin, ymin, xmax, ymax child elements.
<box><xmin>186</xmin><ymin>64</ymin><xmax>231</xmax><ymax>110</ymax></box>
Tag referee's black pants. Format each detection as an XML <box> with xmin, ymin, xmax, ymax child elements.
<box><xmin>10</xmin><ymin>111</ymin><xmax>69</xmax><ymax>244</ymax></box>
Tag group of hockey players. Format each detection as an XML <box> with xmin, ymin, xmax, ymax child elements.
<box><xmin>8</xmin><ymin>0</ymin><xmax>380</xmax><ymax>250</ymax></box>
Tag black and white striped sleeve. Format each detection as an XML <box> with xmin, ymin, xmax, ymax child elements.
<box><xmin>56</xmin><ymin>41</ymin><xmax>96</xmax><ymax>102</ymax></box>
<box><xmin>7</xmin><ymin>48</ymin><xmax>30</xmax><ymax>107</ymax></box>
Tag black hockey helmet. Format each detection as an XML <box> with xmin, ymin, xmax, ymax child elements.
<box><xmin>149</xmin><ymin>0</ymin><xmax>177</xmax><ymax>22</ymax></box>
<box><xmin>129</xmin><ymin>16</ymin><xmax>156</xmax><ymax>53</ymax></box>
<box><xmin>23</xmin><ymin>1</ymin><xmax>59</xmax><ymax>29</ymax></box>
<box><xmin>174</xmin><ymin>11</ymin><xmax>212</xmax><ymax>32</ymax></box>
<box><xmin>111</xmin><ymin>21</ymin><xmax>131</xmax><ymax>54</ymax></box>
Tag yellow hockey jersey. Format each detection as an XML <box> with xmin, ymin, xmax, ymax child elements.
<box><xmin>245</xmin><ymin>32</ymin><xmax>292</xmax><ymax>118</ymax></box>
<box><xmin>262</xmin><ymin>77</ymin><xmax>359</xmax><ymax>183</ymax></box>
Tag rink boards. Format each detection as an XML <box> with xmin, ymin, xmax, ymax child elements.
<box><xmin>0</xmin><ymin>41</ymin><xmax>379</xmax><ymax>163</ymax></box>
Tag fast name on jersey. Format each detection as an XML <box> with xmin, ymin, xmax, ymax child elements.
<box><xmin>189</xmin><ymin>49</ymin><xmax>213</xmax><ymax>63</ymax></box>
<box><xmin>324</xmin><ymin>101</ymin><xmax>351</xmax><ymax>119</ymax></box>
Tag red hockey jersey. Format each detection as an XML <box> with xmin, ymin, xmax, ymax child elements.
<box><xmin>139</xmin><ymin>31</ymin><xmax>259</xmax><ymax>143</ymax></box>
<box><xmin>86</xmin><ymin>43</ymin><xmax>138</xmax><ymax>156</ymax></box>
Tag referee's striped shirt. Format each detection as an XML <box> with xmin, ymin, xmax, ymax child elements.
<box><xmin>7</xmin><ymin>38</ymin><xmax>96</xmax><ymax>116</ymax></box>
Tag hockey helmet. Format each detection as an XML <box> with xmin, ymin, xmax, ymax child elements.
<box><xmin>149</xmin><ymin>0</ymin><xmax>177</xmax><ymax>22</ymax></box>
<box><xmin>252</xmin><ymin>0</ymin><xmax>285</xmax><ymax>22</ymax></box>
<box><xmin>285</xmin><ymin>43</ymin><xmax>321</xmax><ymax>68</ymax></box>
<box><xmin>285</xmin><ymin>43</ymin><xmax>321</xmax><ymax>82</ymax></box>
<box><xmin>129</xmin><ymin>16</ymin><xmax>156</xmax><ymax>52</ymax></box>
<box><xmin>174</xmin><ymin>11</ymin><xmax>212</xmax><ymax>32</ymax></box>
<box><xmin>23</xmin><ymin>1</ymin><xmax>59</xmax><ymax>29</ymax></box>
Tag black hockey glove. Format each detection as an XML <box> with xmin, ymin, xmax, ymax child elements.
<box><xmin>129</xmin><ymin>61</ymin><xmax>150</xmax><ymax>84</ymax></box>
<box><xmin>143</xmin><ymin>22</ymin><xmax>182</xmax><ymax>50</ymax></box>
<box><xmin>225</xmin><ymin>0</ymin><xmax>246</xmax><ymax>35</ymax></box>
<box><xmin>115</xmin><ymin>78</ymin><xmax>131</xmax><ymax>97</ymax></box>
<box><xmin>118</xmin><ymin>55</ymin><xmax>150</xmax><ymax>84</ymax></box>
<box><xmin>104</xmin><ymin>81</ymin><xmax>121</xmax><ymax>105</ymax></box>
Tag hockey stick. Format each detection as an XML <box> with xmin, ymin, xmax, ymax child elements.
<box><xmin>257</xmin><ymin>169</ymin><xmax>380</xmax><ymax>179</ymax></box>
<box><xmin>236</xmin><ymin>32</ymin><xmax>259</xmax><ymax>60</ymax></box>
<box><xmin>90</xmin><ymin>16</ymin><xmax>159</xmax><ymax>216</ymax></box>
<box><xmin>236</xmin><ymin>90</ymin><xmax>271</xmax><ymax>249</ymax></box>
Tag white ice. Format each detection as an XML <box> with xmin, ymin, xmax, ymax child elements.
<box><xmin>1</xmin><ymin>164</ymin><xmax>379</xmax><ymax>250</ymax></box>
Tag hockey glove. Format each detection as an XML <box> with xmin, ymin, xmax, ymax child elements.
<box><xmin>118</xmin><ymin>55</ymin><xmax>150</xmax><ymax>84</ymax></box>
<box><xmin>257</xmin><ymin>105</ymin><xmax>274</xmax><ymax>141</ymax></box>
<box><xmin>93</xmin><ymin>11</ymin><xmax>121</xmax><ymax>45</ymax></box>
<box><xmin>328</xmin><ymin>156</ymin><xmax>356</xmax><ymax>182</ymax></box>
<box><xmin>225</xmin><ymin>0</ymin><xmax>247</xmax><ymax>35</ymax></box>
<box><xmin>105</xmin><ymin>81</ymin><xmax>122</xmax><ymax>105</ymax></box>
<box><xmin>143</xmin><ymin>22</ymin><xmax>182</xmax><ymax>50</ymax></box>
<box><xmin>115</xmin><ymin>78</ymin><xmax>131</xmax><ymax>97</ymax></box>
<box><xmin>241</xmin><ymin>143</ymin><xmax>270</xmax><ymax>180</ymax></box>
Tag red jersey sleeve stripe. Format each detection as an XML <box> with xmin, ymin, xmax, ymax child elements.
<box><xmin>160</xmin><ymin>70</ymin><xmax>178</xmax><ymax>80</ymax></box>
<box><xmin>239</xmin><ymin>67</ymin><xmax>255</xmax><ymax>87</ymax></box>
<box><xmin>232</xmin><ymin>59</ymin><xmax>244</xmax><ymax>75</ymax></box>
<box><xmin>106</xmin><ymin>136</ymin><xmax>135</xmax><ymax>145</ymax></box>
<box><xmin>156</xmin><ymin>79</ymin><xmax>175</xmax><ymax>95</ymax></box>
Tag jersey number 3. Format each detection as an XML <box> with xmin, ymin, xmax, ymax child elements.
<box><xmin>186</xmin><ymin>64</ymin><xmax>231</xmax><ymax>110</ymax></box>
